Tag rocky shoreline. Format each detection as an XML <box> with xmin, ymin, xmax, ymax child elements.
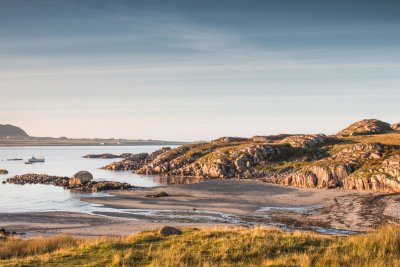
<box><xmin>99</xmin><ymin>147</ymin><xmax>172</xmax><ymax>171</ymax></box>
<box><xmin>5</xmin><ymin>174</ymin><xmax>135</xmax><ymax>192</ymax></box>
<box><xmin>83</xmin><ymin>153</ymin><xmax>136</xmax><ymax>159</ymax></box>
<box><xmin>0</xmin><ymin>227</ymin><xmax>17</xmax><ymax>240</ymax></box>
<box><xmin>90</xmin><ymin>119</ymin><xmax>400</xmax><ymax>193</ymax></box>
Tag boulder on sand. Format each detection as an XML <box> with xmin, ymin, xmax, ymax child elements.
<box><xmin>158</xmin><ymin>226</ymin><xmax>182</xmax><ymax>236</ymax></box>
<box><xmin>0</xmin><ymin>169</ymin><xmax>8</xmax><ymax>175</ymax></box>
<box><xmin>391</xmin><ymin>123</ymin><xmax>400</xmax><ymax>130</ymax></box>
<box><xmin>69</xmin><ymin>171</ymin><xmax>93</xmax><ymax>186</ymax></box>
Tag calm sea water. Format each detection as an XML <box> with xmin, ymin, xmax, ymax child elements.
<box><xmin>0</xmin><ymin>146</ymin><xmax>175</xmax><ymax>213</ymax></box>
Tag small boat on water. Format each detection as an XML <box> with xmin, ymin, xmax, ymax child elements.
<box><xmin>25</xmin><ymin>156</ymin><xmax>45</xmax><ymax>164</ymax></box>
<box><xmin>7</xmin><ymin>158</ymin><xmax>23</xmax><ymax>161</ymax></box>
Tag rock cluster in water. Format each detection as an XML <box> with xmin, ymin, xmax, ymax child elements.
<box><xmin>98</xmin><ymin>119</ymin><xmax>400</xmax><ymax>193</ymax></box>
<box><xmin>83</xmin><ymin>153</ymin><xmax>135</xmax><ymax>159</ymax></box>
<box><xmin>6</xmin><ymin>174</ymin><xmax>70</xmax><ymax>186</ymax></box>
<box><xmin>69</xmin><ymin>180</ymin><xmax>135</xmax><ymax>192</ymax></box>
<box><xmin>145</xmin><ymin>191</ymin><xmax>170</xmax><ymax>198</ymax></box>
<box><xmin>6</xmin><ymin>173</ymin><xmax>135</xmax><ymax>192</ymax></box>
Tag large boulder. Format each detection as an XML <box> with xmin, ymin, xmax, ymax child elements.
<box><xmin>158</xmin><ymin>226</ymin><xmax>182</xmax><ymax>236</ymax></box>
<box><xmin>391</xmin><ymin>123</ymin><xmax>400</xmax><ymax>130</ymax></box>
<box><xmin>336</xmin><ymin>119</ymin><xmax>392</xmax><ymax>137</ymax></box>
<box><xmin>69</xmin><ymin>171</ymin><xmax>93</xmax><ymax>186</ymax></box>
<box><xmin>0</xmin><ymin>169</ymin><xmax>8</xmax><ymax>175</ymax></box>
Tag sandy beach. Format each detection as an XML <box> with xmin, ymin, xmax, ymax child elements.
<box><xmin>2</xmin><ymin>179</ymin><xmax>399</xmax><ymax>237</ymax></box>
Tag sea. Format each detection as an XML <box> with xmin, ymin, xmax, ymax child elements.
<box><xmin>0</xmin><ymin>146</ymin><xmax>175</xmax><ymax>213</ymax></box>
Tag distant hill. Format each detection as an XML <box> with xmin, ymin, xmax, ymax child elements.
<box><xmin>0</xmin><ymin>124</ymin><xmax>186</xmax><ymax>146</ymax></box>
<box><xmin>0</xmin><ymin>124</ymin><xmax>29</xmax><ymax>137</ymax></box>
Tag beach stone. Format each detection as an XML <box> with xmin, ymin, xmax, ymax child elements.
<box><xmin>145</xmin><ymin>191</ymin><xmax>170</xmax><ymax>198</ymax></box>
<box><xmin>69</xmin><ymin>171</ymin><xmax>93</xmax><ymax>186</ymax></box>
<box><xmin>158</xmin><ymin>226</ymin><xmax>182</xmax><ymax>236</ymax></box>
<box><xmin>0</xmin><ymin>169</ymin><xmax>8</xmax><ymax>175</ymax></box>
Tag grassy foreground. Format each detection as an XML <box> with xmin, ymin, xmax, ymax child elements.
<box><xmin>0</xmin><ymin>226</ymin><xmax>399</xmax><ymax>267</ymax></box>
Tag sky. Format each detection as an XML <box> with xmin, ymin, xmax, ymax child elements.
<box><xmin>0</xmin><ymin>0</ymin><xmax>399</xmax><ymax>141</ymax></box>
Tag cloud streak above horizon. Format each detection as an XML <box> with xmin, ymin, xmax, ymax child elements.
<box><xmin>0</xmin><ymin>0</ymin><xmax>399</xmax><ymax>140</ymax></box>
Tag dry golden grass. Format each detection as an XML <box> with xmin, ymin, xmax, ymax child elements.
<box><xmin>0</xmin><ymin>226</ymin><xmax>399</xmax><ymax>267</ymax></box>
<box><xmin>343</xmin><ymin>131</ymin><xmax>400</xmax><ymax>146</ymax></box>
<box><xmin>0</xmin><ymin>235</ymin><xmax>80</xmax><ymax>260</ymax></box>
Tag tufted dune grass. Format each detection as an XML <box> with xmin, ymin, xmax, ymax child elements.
<box><xmin>0</xmin><ymin>226</ymin><xmax>399</xmax><ymax>267</ymax></box>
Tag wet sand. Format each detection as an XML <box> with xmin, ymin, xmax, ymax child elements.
<box><xmin>1</xmin><ymin>179</ymin><xmax>399</xmax><ymax>237</ymax></box>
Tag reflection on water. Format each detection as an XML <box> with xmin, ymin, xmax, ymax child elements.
<box><xmin>0</xmin><ymin>182</ymin><xmax>110</xmax><ymax>213</ymax></box>
<box><xmin>151</xmin><ymin>175</ymin><xmax>205</xmax><ymax>185</ymax></box>
<box><xmin>256</xmin><ymin>205</ymin><xmax>323</xmax><ymax>214</ymax></box>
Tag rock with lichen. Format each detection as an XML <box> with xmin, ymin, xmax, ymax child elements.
<box><xmin>336</xmin><ymin>119</ymin><xmax>392</xmax><ymax>137</ymax></box>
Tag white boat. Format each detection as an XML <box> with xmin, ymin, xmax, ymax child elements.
<box><xmin>27</xmin><ymin>156</ymin><xmax>45</xmax><ymax>163</ymax></box>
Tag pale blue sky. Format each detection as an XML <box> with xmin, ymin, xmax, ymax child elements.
<box><xmin>1</xmin><ymin>0</ymin><xmax>399</xmax><ymax>141</ymax></box>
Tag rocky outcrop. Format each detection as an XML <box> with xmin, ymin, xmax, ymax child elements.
<box><xmin>135</xmin><ymin>144</ymin><xmax>204</xmax><ymax>175</ymax></box>
<box><xmin>6</xmin><ymin>173</ymin><xmax>135</xmax><ymax>192</ymax></box>
<box><xmin>251</xmin><ymin>134</ymin><xmax>292</xmax><ymax>142</ymax></box>
<box><xmin>279</xmin><ymin>134</ymin><xmax>326</xmax><ymax>148</ymax></box>
<box><xmin>211</xmin><ymin>137</ymin><xmax>248</xmax><ymax>144</ymax></box>
<box><xmin>336</xmin><ymin>119</ymin><xmax>392</xmax><ymax>137</ymax></box>
<box><xmin>102</xmin><ymin>153</ymin><xmax>149</xmax><ymax>171</ymax></box>
<box><xmin>0</xmin><ymin>169</ymin><xmax>8</xmax><ymax>175</ymax></box>
<box><xmin>102</xmin><ymin>147</ymin><xmax>171</xmax><ymax>171</ymax></box>
<box><xmin>69</xmin><ymin>171</ymin><xmax>93</xmax><ymax>186</ymax></box>
<box><xmin>342</xmin><ymin>155</ymin><xmax>400</xmax><ymax>192</ymax></box>
<box><xmin>280</xmin><ymin>164</ymin><xmax>351</xmax><ymax>189</ymax></box>
<box><xmin>276</xmin><ymin>143</ymin><xmax>400</xmax><ymax>192</ymax></box>
<box><xmin>69</xmin><ymin>181</ymin><xmax>135</xmax><ymax>192</ymax></box>
<box><xmin>135</xmin><ymin>143</ymin><xmax>282</xmax><ymax>179</ymax></box>
<box><xmin>94</xmin><ymin>119</ymin><xmax>400</xmax><ymax>193</ymax></box>
<box><xmin>83</xmin><ymin>153</ymin><xmax>133</xmax><ymax>159</ymax></box>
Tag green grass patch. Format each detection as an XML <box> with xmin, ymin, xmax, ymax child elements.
<box><xmin>1</xmin><ymin>226</ymin><xmax>400</xmax><ymax>266</ymax></box>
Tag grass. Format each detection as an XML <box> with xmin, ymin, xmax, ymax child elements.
<box><xmin>343</xmin><ymin>132</ymin><xmax>400</xmax><ymax>146</ymax></box>
<box><xmin>1</xmin><ymin>226</ymin><xmax>399</xmax><ymax>267</ymax></box>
